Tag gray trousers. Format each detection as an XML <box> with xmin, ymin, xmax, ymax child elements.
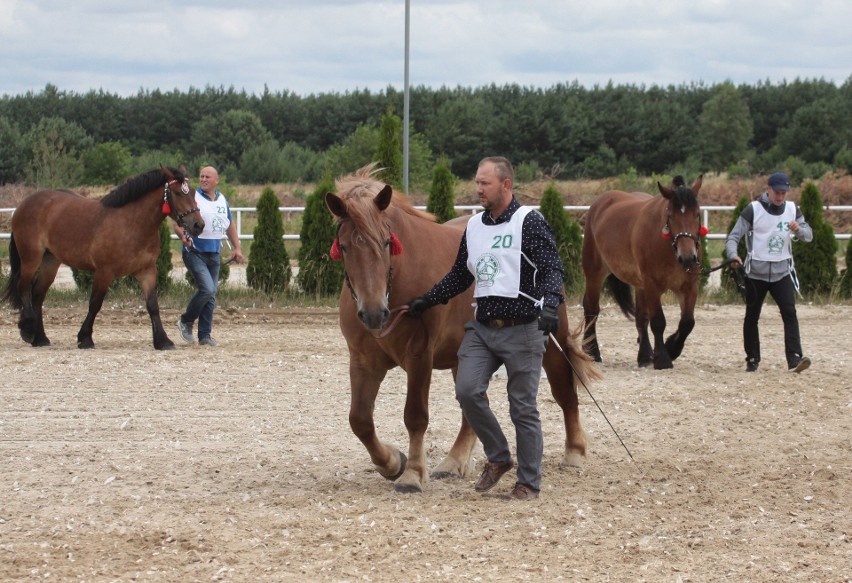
<box><xmin>455</xmin><ymin>319</ymin><xmax>547</xmax><ymax>491</ymax></box>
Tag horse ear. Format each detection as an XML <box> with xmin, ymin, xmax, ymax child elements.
<box><xmin>657</xmin><ymin>181</ymin><xmax>674</xmax><ymax>199</ymax></box>
<box><xmin>374</xmin><ymin>185</ymin><xmax>393</xmax><ymax>211</ymax></box>
<box><xmin>325</xmin><ymin>192</ymin><xmax>347</xmax><ymax>218</ymax></box>
<box><xmin>691</xmin><ymin>175</ymin><xmax>703</xmax><ymax>195</ymax></box>
<box><xmin>161</xmin><ymin>165</ymin><xmax>175</xmax><ymax>181</ymax></box>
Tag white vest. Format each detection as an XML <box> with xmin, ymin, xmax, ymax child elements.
<box><xmin>196</xmin><ymin>190</ymin><xmax>231</xmax><ymax>240</ymax></box>
<box><xmin>750</xmin><ymin>200</ymin><xmax>795</xmax><ymax>262</ymax></box>
<box><xmin>466</xmin><ymin>206</ymin><xmax>542</xmax><ymax>306</ymax></box>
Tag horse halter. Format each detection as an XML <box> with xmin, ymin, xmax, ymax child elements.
<box><xmin>661</xmin><ymin>200</ymin><xmax>708</xmax><ymax>274</ymax></box>
<box><xmin>662</xmin><ymin>201</ymin><xmax>708</xmax><ymax>247</ymax></box>
<box><xmin>162</xmin><ymin>178</ymin><xmax>200</xmax><ymax>228</ymax></box>
<box><xmin>331</xmin><ymin>223</ymin><xmax>403</xmax><ymax>304</ymax></box>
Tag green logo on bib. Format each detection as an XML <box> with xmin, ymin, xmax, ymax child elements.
<box><xmin>475</xmin><ymin>254</ymin><xmax>499</xmax><ymax>287</ymax></box>
<box><xmin>767</xmin><ymin>233</ymin><xmax>784</xmax><ymax>255</ymax></box>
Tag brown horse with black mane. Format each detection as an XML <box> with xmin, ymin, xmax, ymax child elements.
<box><xmin>325</xmin><ymin>164</ymin><xmax>600</xmax><ymax>493</ymax></box>
<box><xmin>2</xmin><ymin>166</ymin><xmax>204</xmax><ymax>350</ymax></box>
<box><xmin>582</xmin><ymin>175</ymin><xmax>705</xmax><ymax>369</ymax></box>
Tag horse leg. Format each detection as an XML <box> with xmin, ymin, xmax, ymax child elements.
<box><xmin>135</xmin><ymin>268</ymin><xmax>175</xmax><ymax>350</ymax></box>
<box><xmin>581</xmin><ymin>239</ymin><xmax>607</xmax><ymax>362</ymax></box>
<box><xmin>634</xmin><ymin>288</ymin><xmax>654</xmax><ymax>367</ymax></box>
<box><xmin>348</xmin><ymin>361</ymin><xmax>411</xmax><ymax>485</ymax></box>
<box><xmin>431</xmin><ymin>366</ymin><xmax>478</xmax><ymax>480</ymax></box>
<box><xmin>28</xmin><ymin>253</ymin><xmax>61</xmax><ymax>347</ymax></box>
<box><xmin>77</xmin><ymin>275</ymin><xmax>112</xmax><ymax>349</ymax></box>
<box><xmin>664</xmin><ymin>290</ymin><xmax>697</xmax><ymax>362</ymax></box>
<box><xmin>393</xmin><ymin>360</ymin><xmax>438</xmax><ymax>493</ymax></box>
<box><xmin>581</xmin><ymin>290</ymin><xmax>603</xmax><ymax>363</ymax></box>
<box><xmin>646</xmin><ymin>292</ymin><xmax>673</xmax><ymax>369</ymax></box>
<box><xmin>543</xmin><ymin>334</ymin><xmax>586</xmax><ymax>467</ymax></box>
<box><xmin>14</xmin><ymin>254</ymin><xmax>45</xmax><ymax>346</ymax></box>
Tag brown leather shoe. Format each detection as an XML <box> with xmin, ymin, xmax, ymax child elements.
<box><xmin>474</xmin><ymin>460</ymin><xmax>514</xmax><ymax>492</ymax></box>
<box><xmin>508</xmin><ymin>482</ymin><xmax>540</xmax><ymax>500</ymax></box>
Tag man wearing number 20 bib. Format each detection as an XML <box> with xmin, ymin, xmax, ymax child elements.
<box><xmin>405</xmin><ymin>156</ymin><xmax>565</xmax><ymax>501</ymax></box>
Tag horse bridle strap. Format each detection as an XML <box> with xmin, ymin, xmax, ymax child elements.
<box><xmin>374</xmin><ymin>305</ymin><xmax>430</xmax><ymax>358</ymax></box>
<box><xmin>334</xmin><ymin>222</ymin><xmax>401</xmax><ymax>304</ymax></box>
<box><xmin>343</xmin><ymin>265</ymin><xmax>394</xmax><ymax>305</ymax></box>
<box><xmin>163</xmin><ymin>179</ymin><xmax>200</xmax><ymax>227</ymax></box>
<box><xmin>663</xmin><ymin>215</ymin><xmax>704</xmax><ymax>250</ymax></box>
<box><xmin>662</xmin><ymin>204</ymin><xmax>710</xmax><ymax>275</ymax></box>
<box><xmin>671</xmin><ymin>229</ymin><xmax>701</xmax><ymax>249</ymax></box>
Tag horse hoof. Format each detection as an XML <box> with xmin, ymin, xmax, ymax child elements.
<box><xmin>393</xmin><ymin>482</ymin><xmax>423</xmax><ymax>494</ymax></box>
<box><xmin>157</xmin><ymin>343</ymin><xmax>177</xmax><ymax>351</ymax></box>
<box><xmin>638</xmin><ymin>360</ymin><xmax>652</xmax><ymax>368</ymax></box>
<box><xmin>32</xmin><ymin>338</ymin><xmax>51</xmax><ymax>347</ymax></box>
<box><xmin>382</xmin><ymin>451</ymin><xmax>407</xmax><ymax>481</ymax></box>
<box><xmin>559</xmin><ymin>449</ymin><xmax>586</xmax><ymax>469</ymax></box>
<box><xmin>430</xmin><ymin>470</ymin><xmax>459</xmax><ymax>481</ymax></box>
<box><xmin>78</xmin><ymin>341</ymin><xmax>95</xmax><ymax>349</ymax></box>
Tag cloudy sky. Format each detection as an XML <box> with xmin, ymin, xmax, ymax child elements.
<box><xmin>1</xmin><ymin>0</ymin><xmax>850</xmax><ymax>98</ymax></box>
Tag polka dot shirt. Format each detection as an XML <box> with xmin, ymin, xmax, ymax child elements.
<box><xmin>423</xmin><ymin>198</ymin><xmax>565</xmax><ymax>320</ymax></box>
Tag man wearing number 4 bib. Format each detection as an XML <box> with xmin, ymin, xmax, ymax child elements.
<box><xmin>726</xmin><ymin>172</ymin><xmax>813</xmax><ymax>373</ymax></box>
<box><xmin>406</xmin><ymin>157</ymin><xmax>565</xmax><ymax>501</ymax></box>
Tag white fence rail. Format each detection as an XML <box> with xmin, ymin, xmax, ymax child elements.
<box><xmin>2</xmin><ymin>205</ymin><xmax>851</xmax><ymax>241</ymax></box>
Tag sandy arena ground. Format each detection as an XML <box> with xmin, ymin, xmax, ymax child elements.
<box><xmin>0</xmin><ymin>300</ymin><xmax>849</xmax><ymax>582</ymax></box>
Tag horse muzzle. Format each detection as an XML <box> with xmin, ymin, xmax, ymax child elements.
<box><xmin>672</xmin><ymin>233</ymin><xmax>699</xmax><ymax>270</ymax></box>
<box><xmin>176</xmin><ymin>207</ymin><xmax>204</xmax><ymax>238</ymax></box>
<box><xmin>185</xmin><ymin>220</ymin><xmax>205</xmax><ymax>238</ymax></box>
<box><xmin>677</xmin><ymin>252</ymin><xmax>699</xmax><ymax>270</ymax></box>
<box><xmin>357</xmin><ymin>305</ymin><xmax>391</xmax><ymax>331</ymax></box>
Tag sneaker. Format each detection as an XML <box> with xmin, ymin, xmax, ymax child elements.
<box><xmin>199</xmin><ymin>336</ymin><xmax>219</xmax><ymax>347</ymax></box>
<box><xmin>746</xmin><ymin>359</ymin><xmax>759</xmax><ymax>372</ymax></box>
<box><xmin>789</xmin><ymin>356</ymin><xmax>811</xmax><ymax>373</ymax></box>
<box><xmin>177</xmin><ymin>319</ymin><xmax>194</xmax><ymax>343</ymax></box>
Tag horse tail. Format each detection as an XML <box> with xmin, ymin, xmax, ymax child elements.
<box><xmin>606</xmin><ymin>274</ymin><xmax>635</xmax><ymax>320</ymax></box>
<box><xmin>562</xmin><ymin>317</ymin><xmax>604</xmax><ymax>386</ymax></box>
<box><xmin>2</xmin><ymin>234</ymin><xmax>23</xmax><ymax>309</ymax></box>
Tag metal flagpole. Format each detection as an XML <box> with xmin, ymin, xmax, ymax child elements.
<box><xmin>403</xmin><ymin>0</ymin><xmax>410</xmax><ymax>193</ymax></box>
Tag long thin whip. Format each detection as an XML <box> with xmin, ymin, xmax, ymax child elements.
<box><xmin>548</xmin><ymin>333</ymin><xmax>638</xmax><ymax>468</ymax></box>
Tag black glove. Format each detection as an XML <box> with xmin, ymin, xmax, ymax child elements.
<box><xmin>538</xmin><ymin>305</ymin><xmax>559</xmax><ymax>335</ymax></box>
<box><xmin>407</xmin><ymin>296</ymin><xmax>432</xmax><ymax>318</ymax></box>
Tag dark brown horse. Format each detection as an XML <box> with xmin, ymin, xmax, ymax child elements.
<box><xmin>325</xmin><ymin>164</ymin><xmax>600</xmax><ymax>493</ymax></box>
<box><xmin>582</xmin><ymin>175</ymin><xmax>705</xmax><ymax>369</ymax></box>
<box><xmin>2</xmin><ymin>166</ymin><xmax>204</xmax><ymax>350</ymax></box>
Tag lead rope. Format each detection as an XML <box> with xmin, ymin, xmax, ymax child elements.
<box><xmin>374</xmin><ymin>305</ymin><xmax>429</xmax><ymax>358</ymax></box>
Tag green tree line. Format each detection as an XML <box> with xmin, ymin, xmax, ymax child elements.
<box><xmin>2</xmin><ymin>78</ymin><xmax>851</xmax><ymax>188</ymax></box>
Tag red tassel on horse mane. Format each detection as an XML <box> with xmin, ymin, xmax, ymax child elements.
<box><xmin>161</xmin><ymin>201</ymin><xmax>171</xmax><ymax>215</ymax></box>
<box><xmin>699</xmin><ymin>226</ymin><xmax>709</xmax><ymax>237</ymax></box>
<box><xmin>329</xmin><ymin>239</ymin><xmax>341</xmax><ymax>261</ymax></box>
<box><xmin>389</xmin><ymin>233</ymin><xmax>404</xmax><ymax>256</ymax></box>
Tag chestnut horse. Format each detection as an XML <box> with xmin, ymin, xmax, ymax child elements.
<box><xmin>326</xmin><ymin>164</ymin><xmax>600</xmax><ymax>493</ymax></box>
<box><xmin>582</xmin><ymin>175</ymin><xmax>705</xmax><ymax>369</ymax></box>
<box><xmin>2</xmin><ymin>166</ymin><xmax>204</xmax><ymax>350</ymax></box>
